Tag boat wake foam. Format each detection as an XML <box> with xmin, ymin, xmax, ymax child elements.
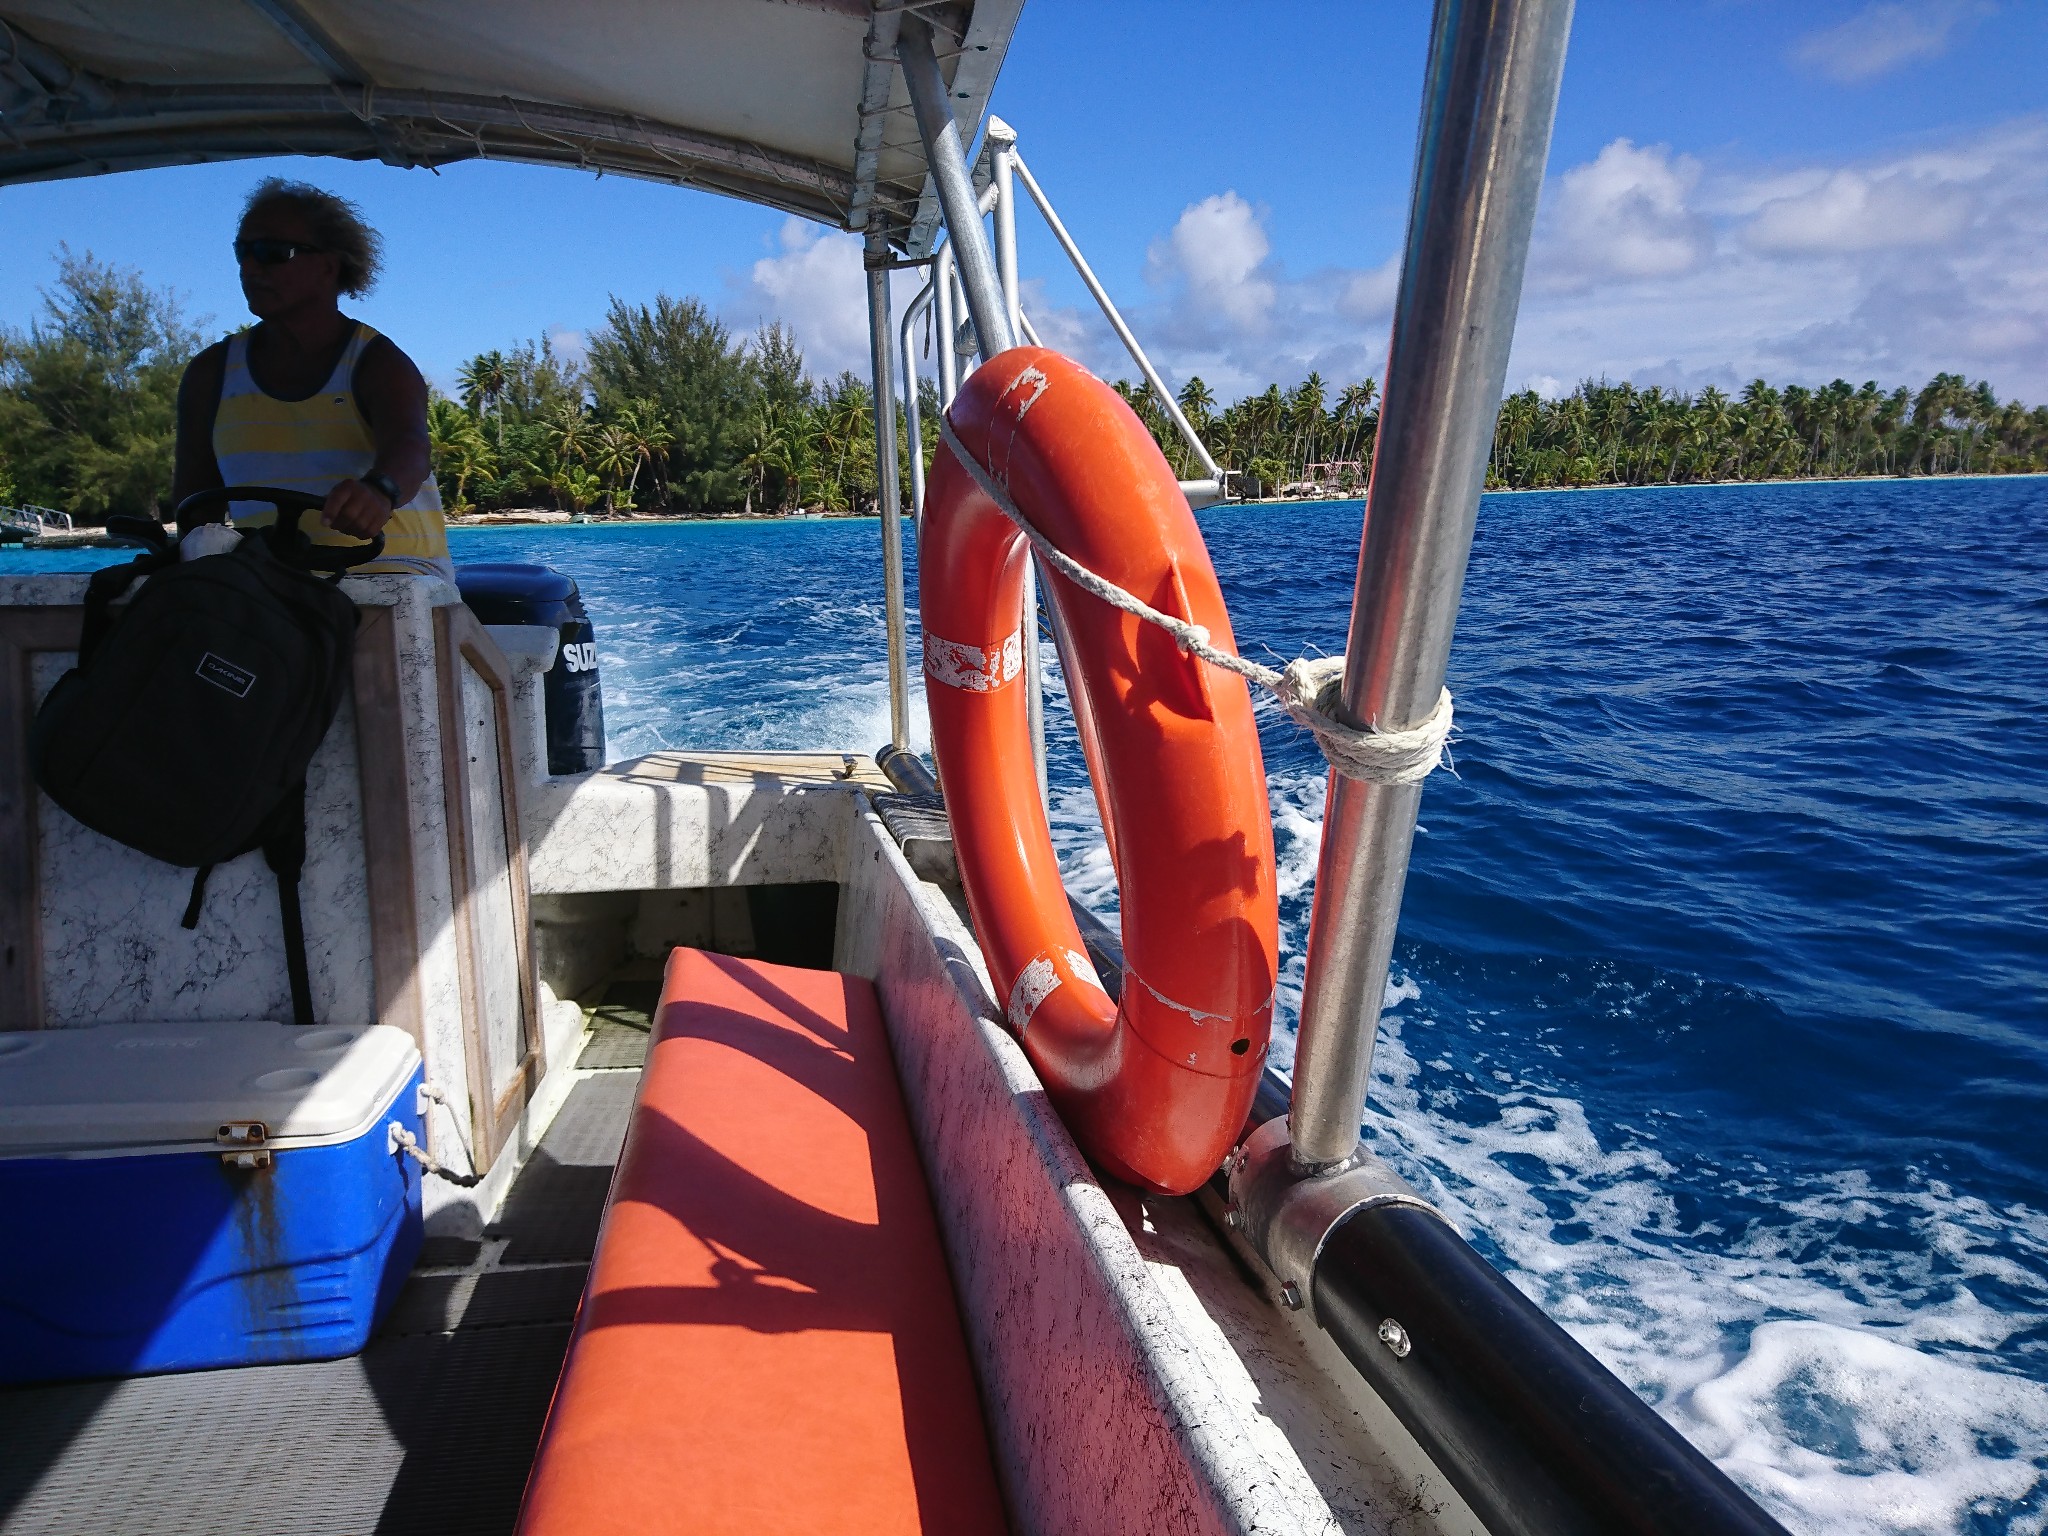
<box><xmin>1050</xmin><ymin>766</ymin><xmax>2048</xmax><ymax>1536</ymax></box>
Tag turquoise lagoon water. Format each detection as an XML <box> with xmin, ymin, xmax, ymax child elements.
<box><xmin>10</xmin><ymin>478</ymin><xmax>2045</xmax><ymax>1533</ymax></box>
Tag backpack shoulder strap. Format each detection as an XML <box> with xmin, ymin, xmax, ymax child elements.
<box><xmin>77</xmin><ymin>547</ymin><xmax>173</xmax><ymax>665</ymax></box>
<box><xmin>259</xmin><ymin>783</ymin><xmax>315</xmax><ymax>1028</ymax></box>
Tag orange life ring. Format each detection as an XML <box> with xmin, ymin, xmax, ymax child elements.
<box><xmin>919</xmin><ymin>348</ymin><xmax>1279</xmax><ymax>1196</ymax></box>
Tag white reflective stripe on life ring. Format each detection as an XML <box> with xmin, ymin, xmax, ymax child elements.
<box><xmin>1005</xmin><ymin>947</ymin><xmax>1108</xmax><ymax>1032</ymax></box>
<box><xmin>924</xmin><ymin>627</ymin><xmax>1023</xmax><ymax>692</ymax></box>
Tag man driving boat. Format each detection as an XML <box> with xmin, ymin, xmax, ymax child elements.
<box><xmin>171</xmin><ymin>178</ymin><xmax>452</xmax><ymax>579</ymax></box>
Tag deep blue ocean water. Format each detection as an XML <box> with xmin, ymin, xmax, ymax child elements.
<box><xmin>10</xmin><ymin>478</ymin><xmax>2044</xmax><ymax>1531</ymax></box>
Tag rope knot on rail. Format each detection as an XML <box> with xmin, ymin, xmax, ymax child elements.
<box><xmin>936</xmin><ymin>416</ymin><xmax>1456</xmax><ymax>786</ymax></box>
<box><xmin>1272</xmin><ymin>657</ymin><xmax>1454</xmax><ymax>786</ymax></box>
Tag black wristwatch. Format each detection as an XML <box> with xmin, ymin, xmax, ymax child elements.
<box><xmin>360</xmin><ymin>470</ymin><xmax>401</xmax><ymax>507</ymax></box>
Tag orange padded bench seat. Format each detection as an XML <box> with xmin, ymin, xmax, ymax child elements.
<box><xmin>517</xmin><ymin>948</ymin><xmax>1009</xmax><ymax>1535</ymax></box>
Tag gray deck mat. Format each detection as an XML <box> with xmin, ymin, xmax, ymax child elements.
<box><xmin>381</xmin><ymin>1264</ymin><xmax>593</xmax><ymax>1337</ymax></box>
<box><xmin>0</xmin><ymin>1325</ymin><xmax>574</xmax><ymax>1536</ymax></box>
<box><xmin>488</xmin><ymin>1074</ymin><xmax>637</xmax><ymax>1264</ymax></box>
<box><xmin>0</xmin><ymin>1069</ymin><xmax>640</xmax><ymax>1535</ymax></box>
<box><xmin>574</xmin><ymin>978</ymin><xmax>661</xmax><ymax>1071</ymax></box>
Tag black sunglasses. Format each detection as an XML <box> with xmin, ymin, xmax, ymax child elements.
<box><xmin>233</xmin><ymin>237</ymin><xmax>326</xmax><ymax>267</ymax></box>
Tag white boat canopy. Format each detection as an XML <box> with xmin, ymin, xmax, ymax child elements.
<box><xmin>0</xmin><ymin>0</ymin><xmax>1023</xmax><ymax>255</ymax></box>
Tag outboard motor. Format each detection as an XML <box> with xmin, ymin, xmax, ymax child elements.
<box><xmin>455</xmin><ymin>563</ymin><xmax>606</xmax><ymax>774</ymax></box>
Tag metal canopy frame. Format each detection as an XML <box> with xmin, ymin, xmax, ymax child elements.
<box><xmin>0</xmin><ymin>0</ymin><xmax>1023</xmax><ymax>256</ymax></box>
<box><xmin>0</xmin><ymin>82</ymin><xmax>858</xmax><ymax>223</ymax></box>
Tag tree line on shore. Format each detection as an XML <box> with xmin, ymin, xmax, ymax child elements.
<box><xmin>5</xmin><ymin>250</ymin><xmax>2045</xmax><ymax>522</ymax></box>
<box><xmin>1130</xmin><ymin>370</ymin><xmax>2048</xmax><ymax>494</ymax></box>
<box><xmin>428</xmin><ymin>298</ymin><xmax>938</xmax><ymax>518</ymax></box>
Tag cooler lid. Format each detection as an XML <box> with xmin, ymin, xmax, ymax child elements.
<box><xmin>0</xmin><ymin>1022</ymin><xmax>422</xmax><ymax>1155</ymax></box>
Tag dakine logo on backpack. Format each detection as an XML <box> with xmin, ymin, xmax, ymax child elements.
<box><xmin>196</xmin><ymin>651</ymin><xmax>257</xmax><ymax>698</ymax></box>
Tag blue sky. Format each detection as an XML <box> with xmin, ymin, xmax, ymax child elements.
<box><xmin>4</xmin><ymin>0</ymin><xmax>2044</xmax><ymax>401</ymax></box>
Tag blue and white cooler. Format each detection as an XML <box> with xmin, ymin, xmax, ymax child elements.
<box><xmin>0</xmin><ymin>1021</ymin><xmax>426</xmax><ymax>1385</ymax></box>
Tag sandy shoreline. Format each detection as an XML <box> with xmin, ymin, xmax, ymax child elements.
<box><xmin>1229</xmin><ymin>468</ymin><xmax>2048</xmax><ymax>507</ymax></box>
<box><xmin>448</xmin><ymin>469</ymin><xmax>2048</xmax><ymax>527</ymax></box>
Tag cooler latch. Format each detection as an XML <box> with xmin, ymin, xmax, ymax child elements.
<box><xmin>217</xmin><ymin>1121</ymin><xmax>271</xmax><ymax>1170</ymax></box>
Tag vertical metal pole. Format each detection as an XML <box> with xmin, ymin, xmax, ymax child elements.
<box><xmin>1289</xmin><ymin>0</ymin><xmax>1573</xmax><ymax>1169</ymax></box>
<box><xmin>900</xmin><ymin>272</ymin><xmax>933</xmax><ymax>522</ymax></box>
<box><xmin>982</xmin><ymin>120</ymin><xmax>1047</xmax><ymax>804</ymax></box>
<box><xmin>1023</xmin><ymin>568</ymin><xmax>1047</xmax><ymax>807</ymax></box>
<box><xmin>989</xmin><ymin>119</ymin><xmax>1023</xmax><ymax>342</ymax></box>
<box><xmin>951</xmin><ymin>265</ymin><xmax>979</xmax><ymax>372</ymax></box>
<box><xmin>934</xmin><ymin>246</ymin><xmax>960</xmax><ymax>408</ymax></box>
<box><xmin>866</xmin><ymin>248</ymin><xmax>911</xmax><ymax>750</ymax></box>
<box><xmin>899</xmin><ymin>14</ymin><xmax>1017</xmax><ymax>358</ymax></box>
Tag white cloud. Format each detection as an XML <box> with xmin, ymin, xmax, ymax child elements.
<box><xmin>1540</xmin><ymin>140</ymin><xmax>1710</xmax><ymax>287</ymax></box>
<box><xmin>1127</xmin><ymin>193</ymin><xmax>1393</xmax><ymax>399</ymax></box>
<box><xmin>1118</xmin><ymin>118</ymin><xmax>2048</xmax><ymax>407</ymax></box>
<box><xmin>717</xmin><ymin>114</ymin><xmax>2048</xmax><ymax>414</ymax></box>
<box><xmin>721</xmin><ymin>218</ymin><xmax>918</xmax><ymax>383</ymax></box>
<box><xmin>1743</xmin><ymin>168</ymin><xmax>1971</xmax><ymax>254</ymax></box>
<box><xmin>1145</xmin><ymin>191</ymin><xmax>1275</xmax><ymax>329</ymax></box>
<box><xmin>1792</xmin><ymin>1</ymin><xmax>1991</xmax><ymax>84</ymax></box>
<box><xmin>725</xmin><ymin>219</ymin><xmax>869</xmax><ymax>378</ymax></box>
<box><xmin>545</xmin><ymin>325</ymin><xmax>588</xmax><ymax>367</ymax></box>
<box><xmin>1505</xmin><ymin>118</ymin><xmax>2048</xmax><ymax>399</ymax></box>
<box><xmin>1014</xmin><ymin>275</ymin><xmax>1096</xmax><ymax>360</ymax></box>
<box><xmin>714</xmin><ymin>197</ymin><xmax>1393</xmax><ymax>411</ymax></box>
<box><xmin>1337</xmin><ymin>257</ymin><xmax>1401</xmax><ymax>323</ymax></box>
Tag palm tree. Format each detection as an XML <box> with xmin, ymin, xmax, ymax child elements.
<box><xmin>602</xmin><ymin>399</ymin><xmax>671</xmax><ymax>508</ymax></box>
<box><xmin>428</xmin><ymin>397</ymin><xmax>491</xmax><ymax>511</ymax></box>
<box><xmin>1692</xmin><ymin>387</ymin><xmax>1733</xmax><ymax>480</ymax></box>
<box><xmin>1498</xmin><ymin>389</ymin><xmax>1542</xmax><ymax>484</ymax></box>
<box><xmin>545</xmin><ymin>402</ymin><xmax>592</xmax><ymax>470</ymax></box>
<box><xmin>457</xmin><ymin>350</ymin><xmax>512</xmax><ymax>418</ymax></box>
<box><xmin>1332</xmin><ymin>380</ymin><xmax>1377</xmax><ymax>467</ymax></box>
<box><xmin>1284</xmin><ymin>373</ymin><xmax>1328</xmax><ymax>481</ymax></box>
<box><xmin>588</xmin><ymin>424</ymin><xmax>641</xmax><ymax>512</ymax></box>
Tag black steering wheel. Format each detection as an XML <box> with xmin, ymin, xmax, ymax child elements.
<box><xmin>165</xmin><ymin>485</ymin><xmax>386</xmax><ymax>573</ymax></box>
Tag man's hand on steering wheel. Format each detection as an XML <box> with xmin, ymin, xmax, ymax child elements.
<box><xmin>323</xmin><ymin>475</ymin><xmax>397</xmax><ymax>539</ymax></box>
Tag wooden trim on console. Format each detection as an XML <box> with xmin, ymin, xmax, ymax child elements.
<box><xmin>351</xmin><ymin>606</ymin><xmax>426</xmax><ymax>1052</ymax></box>
<box><xmin>433</xmin><ymin>604</ymin><xmax>544</xmax><ymax>1168</ymax></box>
<box><xmin>0</xmin><ymin>607</ymin><xmax>81</xmax><ymax>1030</ymax></box>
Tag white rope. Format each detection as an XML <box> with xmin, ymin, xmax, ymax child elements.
<box><xmin>936</xmin><ymin>417</ymin><xmax>1454</xmax><ymax>785</ymax></box>
<box><xmin>388</xmin><ymin>1122</ymin><xmax>483</xmax><ymax>1187</ymax></box>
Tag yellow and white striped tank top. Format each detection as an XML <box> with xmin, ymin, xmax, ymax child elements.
<box><xmin>213</xmin><ymin>322</ymin><xmax>452</xmax><ymax>579</ymax></box>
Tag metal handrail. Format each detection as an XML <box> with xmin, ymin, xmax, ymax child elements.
<box><xmin>865</xmin><ymin>236</ymin><xmax>911</xmax><ymax>750</ymax></box>
<box><xmin>1</xmin><ymin>505</ymin><xmax>73</xmax><ymax>534</ymax></box>
<box><xmin>934</xmin><ymin>243</ymin><xmax>960</xmax><ymax>408</ymax></box>
<box><xmin>900</xmin><ymin>275</ymin><xmax>935</xmax><ymax>520</ymax></box>
<box><xmin>911</xmin><ymin>118</ymin><xmax>1226</xmax><ymax>507</ymax></box>
<box><xmin>1005</xmin><ymin>149</ymin><xmax>1224</xmax><ymax>491</ymax></box>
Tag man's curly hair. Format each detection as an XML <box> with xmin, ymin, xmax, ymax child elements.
<box><xmin>240</xmin><ymin>178</ymin><xmax>384</xmax><ymax>296</ymax></box>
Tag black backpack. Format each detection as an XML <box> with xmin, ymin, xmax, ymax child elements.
<box><xmin>29</xmin><ymin>491</ymin><xmax>383</xmax><ymax>1026</ymax></box>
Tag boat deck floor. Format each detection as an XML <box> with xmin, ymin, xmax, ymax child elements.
<box><xmin>0</xmin><ymin>989</ymin><xmax>657</xmax><ymax>1536</ymax></box>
